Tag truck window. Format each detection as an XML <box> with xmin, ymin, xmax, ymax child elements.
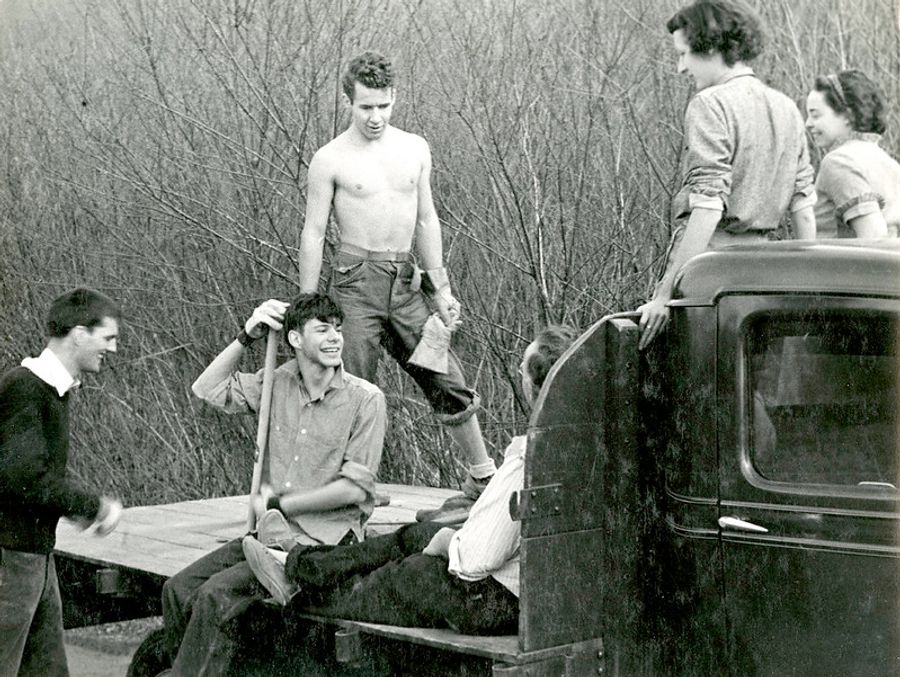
<box><xmin>746</xmin><ymin>311</ymin><xmax>898</xmax><ymax>489</ymax></box>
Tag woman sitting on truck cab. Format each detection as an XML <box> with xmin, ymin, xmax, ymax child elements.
<box><xmin>805</xmin><ymin>69</ymin><xmax>900</xmax><ymax>238</ymax></box>
<box><xmin>638</xmin><ymin>0</ymin><xmax>817</xmax><ymax>349</ymax></box>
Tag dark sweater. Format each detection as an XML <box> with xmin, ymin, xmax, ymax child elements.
<box><xmin>0</xmin><ymin>366</ymin><xmax>100</xmax><ymax>553</ymax></box>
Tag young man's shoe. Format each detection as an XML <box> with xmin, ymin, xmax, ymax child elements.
<box><xmin>256</xmin><ymin>508</ymin><xmax>297</xmax><ymax>551</ymax></box>
<box><xmin>241</xmin><ymin>536</ymin><xmax>297</xmax><ymax>606</ymax></box>
<box><xmin>415</xmin><ymin>473</ymin><xmax>492</xmax><ymax>523</ymax></box>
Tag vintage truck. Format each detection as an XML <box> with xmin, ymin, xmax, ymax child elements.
<box><xmin>59</xmin><ymin>240</ymin><xmax>899</xmax><ymax>676</ymax></box>
<box><xmin>512</xmin><ymin>239</ymin><xmax>899</xmax><ymax>677</ymax></box>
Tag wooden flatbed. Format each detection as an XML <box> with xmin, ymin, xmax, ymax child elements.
<box><xmin>54</xmin><ymin>483</ymin><xmax>459</xmax><ymax>580</ymax></box>
<box><xmin>53</xmin><ymin>482</ymin><xmax>527</xmax><ymax>674</ymax></box>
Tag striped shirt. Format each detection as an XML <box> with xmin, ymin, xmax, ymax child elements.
<box><xmin>447</xmin><ymin>435</ymin><xmax>524</xmax><ymax>596</ymax></box>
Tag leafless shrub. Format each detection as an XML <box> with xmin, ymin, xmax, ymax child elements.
<box><xmin>0</xmin><ymin>0</ymin><xmax>895</xmax><ymax>502</ymax></box>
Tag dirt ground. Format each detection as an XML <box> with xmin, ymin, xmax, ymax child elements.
<box><xmin>66</xmin><ymin>642</ymin><xmax>137</xmax><ymax>677</ymax></box>
<box><xmin>64</xmin><ymin>617</ymin><xmax>162</xmax><ymax>677</ymax></box>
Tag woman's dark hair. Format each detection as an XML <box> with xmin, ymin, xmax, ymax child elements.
<box><xmin>525</xmin><ymin>325</ymin><xmax>580</xmax><ymax>389</ymax></box>
<box><xmin>46</xmin><ymin>288</ymin><xmax>120</xmax><ymax>338</ymax></box>
<box><xmin>812</xmin><ymin>69</ymin><xmax>887</xmax><ymax>134</ymax></box>
<box><xmin>666</xmin><ymin>0</ymin><xmax>764</xmax><ymax>66</ymax></box>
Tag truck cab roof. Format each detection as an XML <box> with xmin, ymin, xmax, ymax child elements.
<box><xmin>673</xmin><ymin>240</ymin><xmax>900</xmax><ymax>305</ymax></box>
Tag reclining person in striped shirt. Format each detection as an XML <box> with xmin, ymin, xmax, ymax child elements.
<box><xmin>241</xmin><ymin>325</ymin><xmax>578</xmax><ymax>635</ymax></box>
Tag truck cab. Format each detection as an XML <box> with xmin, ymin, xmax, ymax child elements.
<box><xmin>666</xmin><ymin>240</ymin><xmax>898</xmax><ymax>676</ymax></box>
<box><xmin>520</xmin><ymin>240</ymin><xmax>899</xmax><ymax>677</ymax></box>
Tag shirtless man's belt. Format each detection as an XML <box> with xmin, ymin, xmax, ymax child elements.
<box><xmin>338</xmin><ymin>243</ymin><xmax>411</xmax><ymax>262</ymax></box>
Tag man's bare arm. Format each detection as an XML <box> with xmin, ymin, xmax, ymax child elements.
<box><xmin>413</xmin><ymin>139</ymin><xmax>461</xmax><ymax>328</ymax></box>
<box><xmin>298</xmin><ymin>152</ymin><xmax>336</xmax><ymax>293</ymax></box>
<box><xmin>252</xmin><ymin>478</ymin><xmax>367</xmax><ymax>519</ymax></box>
<box><xmin>638</xmin><ymin>206</ymin><xmax>722</xmax><ymax>349</ymax></box>
<box><xmin>850</xmin><ymin>211</ymin><xmax>889</xmax><ymax>238</ymax></box>
<box><xmin>414</xmin><ymin>139</ymin><xmax>443</xmax><ymax>270</ymax></box>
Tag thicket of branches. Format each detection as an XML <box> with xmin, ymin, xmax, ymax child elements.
<box><xmin>0</xmin><ymin>0</ymin><xmax>897</xmax><ymax>504</ymax></box>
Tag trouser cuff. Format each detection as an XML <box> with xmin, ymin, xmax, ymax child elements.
<box><xmin>468</xmin><ymin>460</ymin><xmax>497</xmax><ymax>479</ymax></box>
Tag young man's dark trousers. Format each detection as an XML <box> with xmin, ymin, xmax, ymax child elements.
<box><xmin>286</xmin><ymin>522</ymin><xmax>518</xmax><ymax>635</ymax></box>
<box><xmin>0</xmin><ymin>550</ymin><xmax>69</xmax><ymax>677</ymax></box>
<box><xmin>161</xmin><ymin>538</ymin><xmax>265</xmax><ymax>677</ymax></box>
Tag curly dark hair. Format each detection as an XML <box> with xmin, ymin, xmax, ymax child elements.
<box><xmin>341</xmin><ymin>51</ymin><xmax>395</xmax><ymax>101</ymax></box>
<box><xmin>812</xmin><ymin>69</ymin><xmax>887</xmax><ymax>135</ymax></box>
<box><xmin>283</xmin><ymin>293</ymin><xmax>344</xmax><ymax>350</ymax></box>
<box><xmin>525</xmin><ymin>325</ymin><xmax>580</xmax><ymax>389</ymax></box>
<box><xmin>666</xmin><ymin>0</ymin><xmax>765</xmax><ymax>66</ymax></box>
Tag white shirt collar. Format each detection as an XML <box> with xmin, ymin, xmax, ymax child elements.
<box><xmin>21</xmin><ymin>348</ymin><xmax>80</xmax><ymax>396</ymax></box>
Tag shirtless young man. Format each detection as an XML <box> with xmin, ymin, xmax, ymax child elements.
<box><xmin>297</xmin><ymin>51</ymin><xmax>496</xmax><ymax>519</ymax></box>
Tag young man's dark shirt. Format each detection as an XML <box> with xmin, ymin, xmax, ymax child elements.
<box><xmin>0</xmin><ymin>367</ymin><xmax>100</xmax><ymax>553</ymax></box>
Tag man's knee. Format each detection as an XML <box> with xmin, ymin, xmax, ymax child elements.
<box><xmin>402</xmin><ymin>353</ymin><xmax>482</xmax><ymax>423</ymax></box>
<box><xmin>185</xmin><ymin>577</ymin><xmax>255</xmax><ymax>630</ymax></box>
<box><xmin>163</xmin><ymin>571</ymin><xmax>230</xmax><ymax>624</ymax></box>
<box><xmin>162</xmin><ymin>570</ymin><xmax>197</xmax><ymax>614</ymax></box>
<box><xmin>161</xmin><ymin>576</ymin><xmax>185</xmax><ymax>618</ymax></box>
<box><xmin>396</xmin><ymin>522</ymin><xmax>445</xmax><ymax>554</ymax></box>
<box><xmin>434</xmin><ymin>391</ymin><xmax>481</xmax><ymax>425</ymax></box>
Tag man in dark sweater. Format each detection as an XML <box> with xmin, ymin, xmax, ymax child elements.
<box><xmin>0</xmin><ymin>288</ymin><xmax>124</xmax><ymax>677</ymax></box>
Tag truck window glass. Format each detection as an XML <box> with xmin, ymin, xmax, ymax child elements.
<box><xmin>746</xmin><ymin>311</ymin><xmax>899</xmax><ymax>489</ymax></box>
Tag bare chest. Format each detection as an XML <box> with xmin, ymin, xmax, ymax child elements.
<box><xmin>334</xmin><ymin>151</ymin><xmax>420</xmax><ymax>199</ymax></box>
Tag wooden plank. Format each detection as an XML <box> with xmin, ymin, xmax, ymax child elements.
<box><xmin>54</xmin><ymin>483</ymin><xmax>461</xmax><ymax>580</ymax></box>
<box><xmin>343</xmin><ymin>621</ymin><xmax>519</xmax><ymax>662</ymax></box>
<box><xmin>290</xmin><ymin>612</ymin><xmax>605</xmax><ymax>667</ymax></box>
<box><xmin>292</xmin><ymin>612</ymin><xmax>521</xmax><ymax>663</ymax></box>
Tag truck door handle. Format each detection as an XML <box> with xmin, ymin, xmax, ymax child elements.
<box><xmin>718</xmin><ymin>516</ymin><xmax>768</xmax><ymax>533</ymax></box>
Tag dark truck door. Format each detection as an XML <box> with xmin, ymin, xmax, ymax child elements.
<box><xmin>716</xmin><ymin>296</ymin><xmax>900</xmax><ymax>677</ymax></box>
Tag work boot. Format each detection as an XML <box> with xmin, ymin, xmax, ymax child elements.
<box><xmin>242</xmin><ymin>536</ymin><xmax>297</xmax><ymax>606</ymax></box>
<box><xmin>415</xmin><ymin>473</ymin><xmax>492</xmax><ymax>523</ymax></box>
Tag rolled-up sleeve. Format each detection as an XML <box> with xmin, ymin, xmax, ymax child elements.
<box><xmin>194</xmin><ymin>369</ymin><xmax>263</xmax><ymax>414</ymax></box>
<box><xmin>339</xmin><ymin>388</ymin><xmax>386</xmax><ymax>500</ymax></box>
<box><xmin>683</xmin><ymin>97</ymin><xmax>731</xmax><ymax>212</ymax></box>
<box><xmin>817</xmin><ymin>151</ymin><xmax>882</xmax><ymax>223</ymax></box>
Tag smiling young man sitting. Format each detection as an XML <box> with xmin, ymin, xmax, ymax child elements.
<box><xmin>161</xmin><ymin>293</ymin><xmax>386</xmax><ymax>676</ymax></box>
<box><xmin>242</xmin><ymin>325</ymin><xmax>579</xmax><ymax>636</ymax></box>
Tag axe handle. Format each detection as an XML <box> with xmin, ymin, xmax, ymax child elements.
<box><xmin>246</xmin><ymin>330</ymin><xmax>278</xmax><ymax>532</ymax></box>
